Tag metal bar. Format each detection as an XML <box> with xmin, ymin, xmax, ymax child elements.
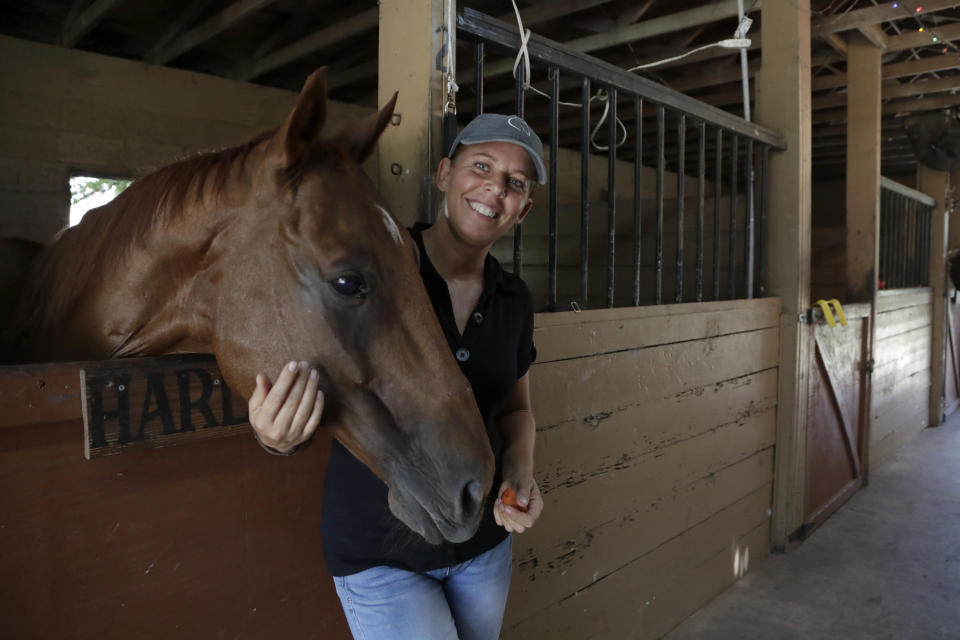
<box><xmin>513</xmin><ymin>63</ymin><xmax>525</xmax><ymax>276</ymax></box>
<box><xmin>675</xmin><ymin>113</ymin><xmax>686</xmax><ymax>303</ymax></box>
<box><xmin>474</xmin><ymin>41</ymin><xmax>484</xmax><ymax>116</ymax></box>
<box><xmin>914</xmin><ymin>200</ymin><xmax>922</xmax><ymax>286</ymax></box>
<box><xmin>728</xmin><ymin>135</ymin><xmax>739</xmax><ymax>299</ymax></box>
<box><xmin>880</xmin><ymin>189</ymin><xmax>889</xmax><ymax>289</ymax></box>
<box><xmin>580</xmin><ymin>77</ymin><xmax>590</xmax><ymax>306</ymax></box>
<box><xmin>898</xmin><ymin>193</ymin><xmax>907</xmax><ymax>287</ymax></box>
<box><xmin>696</xmin><ymin>120</ymin><xmax>705</xmax><ymax>302</ymax></box>
<box><xmin>656</xmin><ymin>105</ymin><xmax>665</xmax><ymax>304</ymax></box>
<box><xmin>758</xmin><ymin>145</ymin><xmax>768</xmax><ymax>296</ymax></box>
<box><xmin>633</xmin><ymin>95</ymin><xmax>643</xmax><ymax>306</ymax></box>
<box><xmin>548</xmin><ymin>66</ymin><xmax>559</xmax><ymax>308</ymax></box>
<box><xmin>925</xmin><ymin>204</ymin><xmax>932</xmax><ymax>286</ymax></box>
<box><xmin>457</xmin><ymin>9</ymin><xmax>786</xmax><ymax>149</ymax></box>
<box><xmin>607</xmin><ymin>87</ymin><xmax>618</xmax><ymax>308</ymax></box>
<box><xmin>745</xmin><ymin>139</ymin><xmax>755</xmax><ymax>298</ymax></box>
<box><xmin>880</xmin><ymin>175</ymin><xmax>936</xmax><ymax>207</ymax></box>
<box><xmin>713</xmin><ymin>128</ymin><xmax>722</xmax><ymax>300</ymax></box>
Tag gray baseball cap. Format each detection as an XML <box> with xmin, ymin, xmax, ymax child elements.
<box><xmin>447</xmin><ymin>113</ymin><xmax>546</xmax><ymax>184</ymax></box>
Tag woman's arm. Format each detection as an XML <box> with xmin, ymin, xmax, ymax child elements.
<box><xmin>494</xmin><ymin>372</ymin><xmax>543</xmax><ymax>533</ymax></box>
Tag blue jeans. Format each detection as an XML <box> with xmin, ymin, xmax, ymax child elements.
<box><xmin>333</xmin><ymin>535</ymin><xmax>513</xmax><ymax>640</ymax></box>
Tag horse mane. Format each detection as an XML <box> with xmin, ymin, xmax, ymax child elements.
<box><xmin>5</xmin><ymin>128</ymin><xmax>277</xmax><ymax>360</ymax></box>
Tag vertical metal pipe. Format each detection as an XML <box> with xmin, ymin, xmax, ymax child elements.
<box><xmin>607</xmin><ymin>88</ymin><xmax>618</xmax><ymax>308</ymax></box>
<box><xmin>898</xmin><ymin>193</ymin><xmax>907</xmax><ymax>288</ymax></box>
<box><xmin>548</xmin><ymin>67</ymin><xmax>559</xmax><ymax>308</ymax></box>
<box><xmin>924</xmin><ymin>204</ymin><xmax>932</xmax><ymax>286</ymax></box>
<box><xmin>580</xmin><ymin>77</ymin><xmax>590</xmax><ymax>306</ymax></box>
<box><xmin>633</xmin><ymin>96</ymin><xmax>643</xmax><ymax>306</ymax></box>
<box><xmin>713</xmin><ymin>128</ymin><xmax>722</xmax><ymax>300</ymax></box>
<box><xmin>656</xmin><ymin>105</ymin><xmax>665</xmax><ymax>304</ymax></box>
<box><xmin>513</xmin><ymin>64</ymin><xmax>525</xmax><ymax>276</ymax></box>
<box><xmin>744</xmin><ymin>139</ymin><xmax>755</xmax><ymax>298</ymax></box>
<box><xmin>675</xmin><ymin>113</ymin><xmax>686</xmax><ymax>303</ymax></box>
<box><xmin>474</xmin><ymin>41</ymin><xmax>484</xmax><ymax>116</ymax></box>
<box><xmin>696</xmin><ymin>120</ymin><xmax>706</xmax><ymax>302</ymax></box>
<box><xmin>879</xmin><ymin>189</ymin><xmax>888</xmax><ymax>290</ymax></box>
<box><xmin>758</xmin><ymin>145</ymin><xmax>768</xmax><ymax>296</ymax></box>
<box><xmin>728</xmin><ymin>135</ymin><xmax>739</xmax><ymax>299</ymax></box>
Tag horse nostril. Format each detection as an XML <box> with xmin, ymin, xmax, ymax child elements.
<box><xmin>461</xmin><ymin>478</ymin><xmax>484</xmax><ymax>519</ymax></box>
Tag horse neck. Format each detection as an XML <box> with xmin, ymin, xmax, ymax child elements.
<box><xmin>24</xmin><ymin>179</ymin><xmax>247</xmax><ymax>361</ymax></box>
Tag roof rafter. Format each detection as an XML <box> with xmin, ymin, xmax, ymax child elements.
<box><xmin>150</xmin><ymin>0</ymin><xmax>280</xmax><ymax>66</ymax></box>
<box><xmin>62</xmin><ymin>0</ymin><xmax>125</xmax><ymax>47</ymax></box>
<box><xmin>238</xmin><ymin>7</ymin><xmax>378</xmax><ymax>82</ymax></box>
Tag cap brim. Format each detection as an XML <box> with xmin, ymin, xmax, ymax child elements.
<box><xmin>456</xmin><ymin>135</ymin><xmax>547</xmax><ymax>185</ymax></box>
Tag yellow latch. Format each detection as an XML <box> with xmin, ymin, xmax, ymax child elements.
<box><xmin>813</xmin><ymin>299</ymin><xmax>848</xmax><ymax>328</ymax></box>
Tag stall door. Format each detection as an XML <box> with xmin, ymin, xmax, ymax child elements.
<box><xmin>943</xmin><ymin>296</ymin><xmax>960</xmax><ymax>417</ymax></box>
<box><xmin>803</xmin><ymin>303</ymin><xmax>870</xmax><ymax>537</ymax></box>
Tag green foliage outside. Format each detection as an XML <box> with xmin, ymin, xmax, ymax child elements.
<box><xmin>69</xmin><ymin>177</ymin><xmax>132</xmax><ymax>206</ymax></box>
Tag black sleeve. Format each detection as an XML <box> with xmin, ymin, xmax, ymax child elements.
<box><xmin>517</xmin><ymin>282</ymin><xmax>536</xmax><ymax>378</ymax></box>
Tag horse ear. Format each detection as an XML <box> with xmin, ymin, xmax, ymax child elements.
<box><xmin>334</xmin><ymin>91</ymin><xmax>398</xmax><ymax>163</ymax></box>
<box><xmin>275</xmin><ymin>67</ymin><xmax>328</xmax><ymax>167</ymax></box>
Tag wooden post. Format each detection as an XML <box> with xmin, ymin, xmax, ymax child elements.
<box><xmin>377</xmin><ymin>0</ymin><xmax>445</xmax><ymax>227</ymax></box>
<box><xmin>845</xmin><ymin>33</ymin><xmax>882</xmax><ymax>302</ymax></box>
<box><xmin>755</xmin><ymin>0</ymin><xmax>813</xmax><ymax>550</ymax></box>
<box><xmin>920</xmin><ymin>166</ymin><xmax>950</xmax><ymax>426</ymax></box>
<box><xmin>845</xmin><ymin>32</ymin><xmax>882</xmax><ymax>485</ymax></box>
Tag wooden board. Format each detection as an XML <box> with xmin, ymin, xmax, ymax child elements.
<box><xmin>79</xmin><ymin>355</ymin><xmax>249</xmax><ymax>459</ymax></box>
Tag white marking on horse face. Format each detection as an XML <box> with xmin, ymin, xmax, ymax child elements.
<box><xmin>377</xmin><ymin>205</ymin><xmax>403</xmax><ymax>245</ymax></box>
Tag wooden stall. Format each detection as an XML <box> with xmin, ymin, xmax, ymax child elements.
<box><xmin>0</xmin><ymin>296</ymin><xmax>779</xmax><ymax>639</ymax></box>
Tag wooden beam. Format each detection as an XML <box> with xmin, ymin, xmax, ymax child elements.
<box><xmin>62</xmin><ymin>0</ymin><xmax>125</xmax><ymax>47</ymax></box>
<box><xmin>856</xmin><ymin>23</ymin><xmax>888</xmax><ymax>49</ymax></box>
<box><xmin>823</xmin><ymin>32</ymin><xmax>848</xmax><ymax>56</ymax></box>
<box><xmin>497</xmin><ymin>0</ymin><xmax>619</xmax><ymax>28</ymax></box>
<box><xmin>144</xmin><ymin>0</ymin><xmax>215</xmax><ymax>64</ymax></box>
<box><xmin>239</xmin><ymin>7</ymin><xmax>378</xmax><ymax>81</ymax></box>
<box><xmin>328</xmin><ymin>60</ymin><xmax>378</xmax><ymax>91</ymax></box>
<box><xmin>812</xmin><ymin>51</ymin><xmax>960</xmax><ymax>92</ymax></box>
<box><xmin>886</xmin><ymin>19</ymin><xmax>960</xmax><ymax>51</ymax></box>
<box><xmin>756</xmin><ymin>0</ymin><xmax>812</xmax><ymax>551</ymax></box>
<box><xmin>883</xmin><ymin>75</ymin><xmax>960</xmax><ymax>100</ymax></box>
<box><xmin>484</xmin><ymin>0</ymin><xmax>755</xmax><ymax>77</ymax></box>
<box><xmin>150</xmin><ymin>0</ymin><xmax>279</xmax><ymax>65</ymax></box>
<box><xmin>814</xmin><ymin>93</ymin><xmax>960</xmax><ymax>123</ymax></box>
<box><xmin>228</xmin><ymin>2</ymin><xmax>318</xmax><ymax>80</ymax></box>
<box><xmin>920</xmin><ymin>166</ymin><xmax>950</xmax><ymax>427</ymax></box>
<box><xmin>812</xmin><ymin>0</ymin><xmax>960</xmax><ymax>36</ymax></box>
<box><xmin>377</xmin><ymin>0</ymin><xmax>443</xmax><ymax>226</ymax></box>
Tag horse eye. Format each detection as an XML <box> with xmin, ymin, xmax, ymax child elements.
<box><xmin>330</xmin><ymin>274</ymin><xmax>366</xmax><ymax>298</ymax></box>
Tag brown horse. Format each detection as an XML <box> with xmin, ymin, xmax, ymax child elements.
<box><xmin>4</xmin><ymin>68</ymin><xmax>493</xmax><ymax>545</ymax></box>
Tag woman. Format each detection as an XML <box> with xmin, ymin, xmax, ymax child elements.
<box><xmin>247</xmin><ymin>113</ymin><xmax>545</xmax><ymax>640</ymax></box>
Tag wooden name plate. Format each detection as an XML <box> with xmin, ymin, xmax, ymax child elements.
<box><xmin>80</xmin><ymin>354</ymin><xmax>250</xmax><ymax>459</ymax></box>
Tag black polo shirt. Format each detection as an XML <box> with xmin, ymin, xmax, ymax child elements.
<box><xmin>320</xmin><ymin>223</ymin><xmax>536</xmax><ymax>576</ymax></box>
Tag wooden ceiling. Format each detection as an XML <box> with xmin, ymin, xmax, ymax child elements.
<box><xmin>3</xmin><ymin>0</ymin><xmax>960</xmax><ymax>178</ymax></box>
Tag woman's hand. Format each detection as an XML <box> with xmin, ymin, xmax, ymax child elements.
<box><xmin>493</xmin><ymin>466</ymin><xmax>543</xmax><ymax>534</ymax></box>
<box><xmin>248</xmin><ymin>361</ymin><xmax>324</xmax><ymax>454</ymax></box>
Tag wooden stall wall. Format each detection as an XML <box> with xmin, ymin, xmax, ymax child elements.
<box><xmin>0</xmin><ymin>362</ymin><xmax>350</xmax><ymax>639</ymax></box>
<box><xmin>0</xmin><ymin>36</ymin><xmax>372</xmax><ymax>242</ymax></box>
<box><xmin>503</xmin><ymin>297</ymin><xmax>780</xmax><ymax>639</ymax></box>
<box><xmin>871</xmin><ymin>288</ymin><xmax>933</xmax><ymax>466</ymax></box>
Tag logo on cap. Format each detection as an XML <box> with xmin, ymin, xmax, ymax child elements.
<box><xmin>507</xmin><ymin>116</ymin><xmax>533</xmax><ymax>138</ymax></box>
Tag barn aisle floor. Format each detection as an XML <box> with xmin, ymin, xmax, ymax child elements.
<box><xmin>665</xmin><ymin>413</ymin><xmax>960</xmax><ymax>640</ymax></box>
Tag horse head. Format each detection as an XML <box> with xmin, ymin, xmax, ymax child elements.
<box><xmin>210</xmin><ymin>69</ymin><xmax>494</xmax><ymax>544</ymax></box>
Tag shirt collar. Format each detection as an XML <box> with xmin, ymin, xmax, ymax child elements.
<box><xmin>409</xmin><ymin>222</ymin><xmax>518</xmax><ymax>294</ymax></box>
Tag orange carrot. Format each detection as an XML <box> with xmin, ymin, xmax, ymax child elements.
<box><xmin>500</xmin><ymin>487</ymin><xmax>528</xmax><ymax>512</ymax></box>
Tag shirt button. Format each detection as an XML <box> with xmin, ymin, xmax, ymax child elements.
<box><xmin>473</xmin><ymin>312</ymin><xmax>483</xmax><ymax>325</ymax></box>
<box><xmin>455</xmin><ymin>347</ymin><xmax>471</xmax><ymax>362</ymax></box>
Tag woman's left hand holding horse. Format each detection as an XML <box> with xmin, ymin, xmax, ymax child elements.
<box><xmin>248</xmin><ymin>361</ymin><xmax>324</xmax><ymax>455</ymax></box>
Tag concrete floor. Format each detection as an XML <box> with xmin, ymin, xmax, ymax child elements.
<box><xmin>666</xmin><ymin>415</ymin><xmax>960</xmax><ymax>640</ymax></box>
